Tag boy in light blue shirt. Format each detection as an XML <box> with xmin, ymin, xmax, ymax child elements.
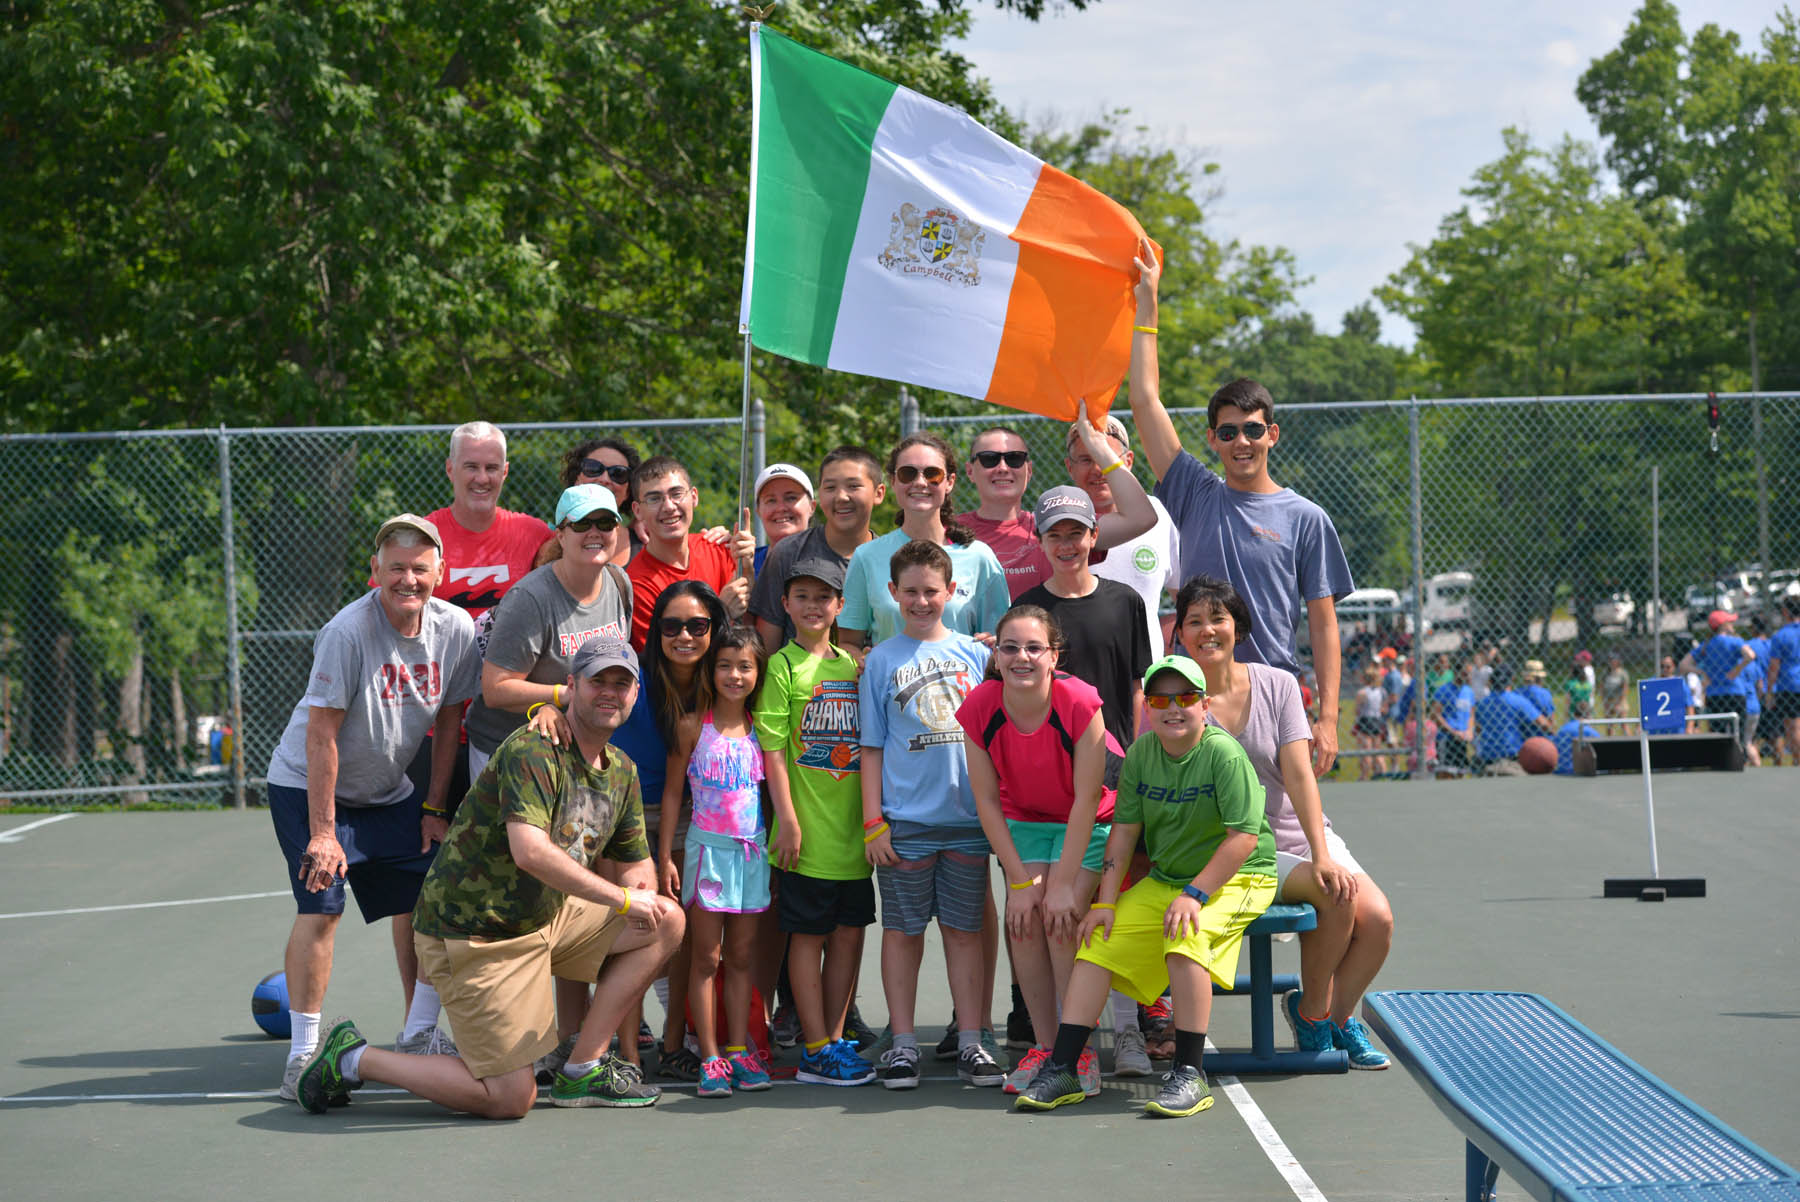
<box><xmin>859</xmin><ymin>539</ymin><xmax>999</xmax><ymax>1090</ymax></box>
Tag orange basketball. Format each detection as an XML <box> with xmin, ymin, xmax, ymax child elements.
<box><xmin>1519</xmin><ymin>736</ymin><xmax>1557</xmax><ymax>775</ymax></box>
<box><xmin>829</xmin><ymin>742</ymin><xmax>857</xmax><ymax>769</ymax></box>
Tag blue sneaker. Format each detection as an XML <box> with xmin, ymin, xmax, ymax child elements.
<box><xmin>729</xmin><ymin>1048</ymin><xmax>772</xmax><ymax>1092</ymax></box>
<box><xmin>1332</xmin><ymin>1017</ymin><xmax>1390</xmax><ymax>1070</ymax></box>
<box><xmin>1283</xmin><ymin>991</ymin><xmax>1335</xmax><ymax>1053</ymax></box>
<box><xmin>697</xmin><ymin>1055</ymin><xmax>733</xmax><ymax>1097</ymax></box>
<box><xmin>796</xmin><ymin>1038</ymin><xmax>876</xmax><ymax>1086</ymax></box>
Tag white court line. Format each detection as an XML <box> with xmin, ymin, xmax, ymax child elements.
<box><xmin>1209</xmin><ymin>1038</ymin><xmax>1330</xmax><ymax>1202</ymax></box>
<box><xmin>0</xmin><ymin>890</ymin><xmax>289</xmax><ymax>920</ymax></box>
<box><xmin>0</xmin><ymin>813</ymin><xmax>76</xmax><ymax>843</ymax></box>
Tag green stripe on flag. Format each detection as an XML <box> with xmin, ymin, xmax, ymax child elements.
<box><xmin>747</xmin><ymin>28</ymin><xmax>897</xmax><ymax>365</ymax></box>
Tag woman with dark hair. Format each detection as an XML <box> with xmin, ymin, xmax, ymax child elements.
<box><xmin>554</xmin><ymin>437</ymin><xmax>642</xmax><ymax>565</ymax></box>
<box><xmin>839</xmin><ymin>431</ymin><xmax>1009</xmax><ymax>651</ymax></box>
<box><xmin>1174</xmin><ymin>574</ymin><xmax>1394</xmax><ymax>1070</ymax></box>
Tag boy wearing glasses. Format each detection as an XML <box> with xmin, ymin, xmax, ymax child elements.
<box><xmin>1126</xmin><ymin>239</ymin><xmax>1354</xmax><ymax>776</ymax></box>
<box><xmin>624</xmin><ymin>455</ymin><xmax>755</xmax><ymax>649</ymax></box>
<box><xmin>1014</xmin><ymin>655</ymin><xmax>1275</xmax><ymax>1118</ymax></box>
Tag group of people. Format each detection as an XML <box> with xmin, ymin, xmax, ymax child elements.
<box><xmin>267</xmin><ymin>238</ymin><xmax>1394</xmax><ymax>1123</ymax></box>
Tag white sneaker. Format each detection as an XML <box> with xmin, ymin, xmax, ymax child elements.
<box><xmin>393</xmin><ymin>1025</ymin><xmax>459</xmax><ymax>1057</ymax></box>
<box><xmin>1113</xmin><ymin>1027</ymin><xmax>1153</xmax><ymax>1078</ymax></box>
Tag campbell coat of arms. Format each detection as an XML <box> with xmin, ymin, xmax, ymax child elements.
<box><xmin>878</xmin><ymin>202</ymin><xmax>985</xmax><ymax>287</ymax></box>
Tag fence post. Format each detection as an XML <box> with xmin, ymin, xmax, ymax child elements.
<box><xmin>219</xmin><ymin>426</ymin><xmax>247</xmax><ymax>810</ymax></box>
<box><xmin>1409</xmin><ymin>396</ymin><xmax>1427</xmax><ymax>778</ymax></box>
<box><xmin>1651</xmin><ymin>464</ymin><xmax>1662</xmax><ymax>669</ymax></box>
<box><xmin>750</xmin><ymin>397</ymin><xmax>768</xmax><ymax>542</ymax></box>
<box><xmin>900</xmin><ymin>386</ymin><xmax>919</xmax><ymax>438</ymax></box>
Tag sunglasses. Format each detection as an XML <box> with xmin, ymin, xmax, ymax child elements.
<box><xmin>1212</xmin><ymin>421</ymin><xmax>1269</xmax><ymax>443</ymax></box>
<box><xmin>996</xmin><ymin>641</ymin><xmax>1053</xmax><ymax>659</ymax></box>
<box><xmin>1143</xmin><ymin>690</ymin><xmax>1202</xmax><ymax>709</ymax></box>
<box><xmin>658</xmin><ymin>616</ymin><xmax>713</xmax><ymax>639</ymax></box>
<box><xmin>579</xmin><ymin>459</ymin><xmax>633</xmax><ymax>485</ymax></box>
<box><xmin>894</xmin><ymin>464</ymin><xmax>947</xmax><ymax>484</ymax></box>
<box><xmin>562</xmin><ymin>515</ymin><xmax>619</xmax><ymax>533</ymax></box>
<box><xmin>972</xmin><ymin>450</ymin><xmax>1029</xmax><ymax>469</ymax></box>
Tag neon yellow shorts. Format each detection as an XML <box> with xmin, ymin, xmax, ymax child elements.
<box><xmin>1074</xmin><ymin>873</ymin><xmax>1277</xmax><ymax>1004</ymax></box>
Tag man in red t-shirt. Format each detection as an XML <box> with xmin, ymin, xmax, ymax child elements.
<box><xmin>624</xmin><ymin>455</ymin><xmax>754</xmax><ymax>649</ymax></box>
<box><xmin>427</xmin><ymin>421</ymin><xmax>554</xmax><ymax>624</ymax></box>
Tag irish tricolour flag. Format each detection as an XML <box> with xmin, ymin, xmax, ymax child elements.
<box><xmin>739</xmin><ymin>26</ymin><xmax>1154</xmax><ymax>422</ymax></box>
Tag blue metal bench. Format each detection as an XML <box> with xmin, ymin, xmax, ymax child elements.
<box><xmin>1363</xmin><ymin>989</ymin><xmax>1800</xmax><ymax>1201</ymax></box>
<box><xmin>1204</xmin><ymin>902</ymin><xmax>1347</xmax><ymax>1074</ymax></box>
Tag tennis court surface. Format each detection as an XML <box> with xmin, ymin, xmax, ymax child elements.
<box><xmin>3</xmin><ymin>768</ymin><xmax>1795</xmax><ymax>1201</ymax></box>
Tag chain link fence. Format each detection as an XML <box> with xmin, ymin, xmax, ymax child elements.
<box><xmin>923</xmin><ymin>391</ymin><xmax>1800</xmax><ymax>770</ymax></box>
<box><xmin>0</xmin><ymin>414</ymin><xmax>760</xmax><ymax>805</ymax></box>
<box><xmin>3</xmin><ymin>392</ymin><xmax>1796</xmax><ymax>804</ymax></box>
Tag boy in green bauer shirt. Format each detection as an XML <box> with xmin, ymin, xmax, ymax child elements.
<box><xmin>754</xmin><ymin>556</ymin><xmax>878</xmax><ymax>1086</ymax></box>
<box><xmin>1013</xmin><ymin>655</ymin><xmax>1276</xmax><ymax>1118</ymax></box>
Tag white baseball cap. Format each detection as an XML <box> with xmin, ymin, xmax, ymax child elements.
<box><xmin>753</xmin><ymin>463</ymin><xmax>814</xmax><ymax>500</ymax></box>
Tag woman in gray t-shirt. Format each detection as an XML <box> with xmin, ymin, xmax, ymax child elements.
<box><xmin>1175</xmin><ymin>574</ymin><xmax>1394</xmax><ymax>1070</ymax></box>
<box><xmin>463</xmin><ymin>486</ymin><xmax>633</xmax><ymax>774</ymax></box>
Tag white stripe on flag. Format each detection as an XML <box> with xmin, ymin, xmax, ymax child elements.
<box><xmin>827</xmin><ymin>87</ymin><xmax>1040</xmax><ymax>400</ymax></box>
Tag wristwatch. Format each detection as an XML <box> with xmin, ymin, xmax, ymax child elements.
<box><xmin>1181</xmin><ymin>884</ymin><xmax>1209</xmax><ymax>905</ymax></box>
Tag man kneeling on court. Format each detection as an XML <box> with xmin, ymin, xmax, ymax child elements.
<box><xmin>294</xmin><ymin>638</ymin><xmax>686</xmax><ymax>1117</ymax></box>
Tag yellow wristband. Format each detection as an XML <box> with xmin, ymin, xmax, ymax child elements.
<box><xmin>618</xmin><ymin>890</ymin><xmax>632</xmax><ymax>916</ymax></box>
<box><xmin>1100</xmin><ymin>459</ymin><xmax>1124</xmax><ymax>475</ymax></box>
<box><xmin>1089</xmin><ymin>902</ymin><xmax>1117</xmax><ymax>910</ymax></box>
<box><xmin>421</xmin><ymin>804</ymin><xmax>446</xmax><ymax>816</ymax></box>
<box><xmin>1133</xmin><ymin>324</ymin><xmax>1158</xmax><ymax>334</ymax></box>
<box><xmin>1008</xmin><ymin>875</ymin><xmax>1042</xmax><ymax>891</ymax></box>
<box><xmin>525</xmin><ymin>701</ymin><xmax>546</xmax><ymax>719</ymax></box>
<box><xmin>863</xmin><ymin>823</ymin><xmax>890</xmax><ymax>844</ymax></box>
<box><xmin>553</xmin><ymin>684</ymin><xmax>563</xmax><ymax>708</ymax></box>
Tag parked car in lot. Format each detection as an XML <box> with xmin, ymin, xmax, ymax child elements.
<box><xmin>1593</xmin><ymin>592</ymin><xmax>1635</xmax><ymax>628</ymax></box>
<box><xmin>1685</xmin><ymin>582</ymin><xmax>1735</xmax><ymax>614</ymax></box>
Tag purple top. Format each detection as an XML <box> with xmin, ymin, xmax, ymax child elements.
<box><xmin>1204</xmin><ymin>661</ymin><xmax>1324</xmax><ymax>858</ymax></box>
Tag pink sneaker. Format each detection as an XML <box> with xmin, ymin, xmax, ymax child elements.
<box><xmin>729</xmin><ymin>1048</ymin><xmax>772</xmax><ymax>1091</ymax></box>
<box><xmin>1004</xmin><ymin>1045</ymin><xmax>1049</xmax><ymax>1095</ymax></box>
<box><xmin>1076</xmin><ymin>1047</ymin><xmax>1102</xmax><ymax>1096</ymax></box>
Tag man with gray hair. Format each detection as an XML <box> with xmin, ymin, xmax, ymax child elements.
<box><xmin>430</xmin><ymin>422</ymin><xmax>553</xmax><ymax>623</ymax></box>
<box><xmin>266</xmin><ymin>514</ymin><xmax>482</xmax><ymax>1103</ymax></box>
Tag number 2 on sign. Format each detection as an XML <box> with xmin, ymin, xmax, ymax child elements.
<box><xmin>1655</xmin><ymin>693</ymin><xmax>1672</xmax><ymax>717</ymax></box>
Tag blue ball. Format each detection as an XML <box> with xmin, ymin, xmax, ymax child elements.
<box><xmin>252</xmin><ymin>970</ymin><xmax>290</xmax><ymax>1038</ymax></box>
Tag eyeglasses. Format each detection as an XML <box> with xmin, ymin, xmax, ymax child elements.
<box><xmin>579</xmin><ymin>459</ymin><xmax>632</xmax><ymax>485</ymax></box>
<box><xmin>639</xmin><ymin>485</ymin><xmax>691</xmax><ymax>508</ymax></box>
<box><xmin>1143</xmin><ymin>690</ymin><xmax>1202</xmax><ymax>709</ymax></box>
<box><xmin>894</xmin><ymin>464</ymin><xmax>947</xmax><ymax>484</ymax></box>
<box><xmin>562</xmin><ymin>515</ymin><xmax>619</xmax><ymax>534</ymax></box>
<box><xmin>972</xmin><ymin>450</ymin><xmax>1029</xmax><ymax>469</ymax></box>
<box><xmin>996</xmin><ymin>641</ymin><xmax>1053</xmax><ymax>659</ymax></box>
<box><xmin>1212</xmin><ymin>421</ymin><xmax>1269</xmax><ymax>443</ymax></box>
<box><xmin>658</xmin><ymin>616</ymin><xmax>713</xmax><ymax>639</ymax></box>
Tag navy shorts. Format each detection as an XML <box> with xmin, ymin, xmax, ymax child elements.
<box><xmin>268</xmin><ymin>783</ymin><xmax>438</xmax><ymax>922</ymax></box>
<box><xmin>774</xmin><ymin>868</ymin><xmax>876</xmax><ymax>936</ymax></box>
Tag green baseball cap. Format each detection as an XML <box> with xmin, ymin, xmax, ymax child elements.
<box><xmin>1141</xmin><ymin>655</ymin><xmax>1207</xmax><ymax>695</ymax></box>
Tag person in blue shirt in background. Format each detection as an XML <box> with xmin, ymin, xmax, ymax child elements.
<box><xmin>1690</xmin><ymin>610</ymin><xmax>1755</xmax><ymax>748</ymax></box>
<box><xmin>1432</xmin><ymin>661</ymin><xmax>1476</xmax><ymax>774</ymax></box>
<box><xmin>1767</xmin><ymin>595</ymin><xmax>1800</xmax><ymax>766</ymax></box>
<box><xmin>1520</xmin><ymin>659</ymin><xmax>1555</xmax><ymax>722</ymax></box>
<box><xmin>1472</xmin><ymin>664</ymin><xmax>1549</xmax><ymax>773</ymax></box>
<box><xmin>1552</xmin><ymin>716</ymin><xmax>1602</xmax><ymax>775</ymax></box>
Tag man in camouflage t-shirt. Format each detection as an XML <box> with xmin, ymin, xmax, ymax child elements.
<box><xmin>291</xmin><ymin>638</ymin><xmax>687</xmax><ymax>1117</ymax></box>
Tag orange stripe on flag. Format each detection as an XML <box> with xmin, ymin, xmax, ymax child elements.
<box><xmin>985</xmin><ymin>164</ymin><xmax>1154</xmax><ymax>426</ymax></box>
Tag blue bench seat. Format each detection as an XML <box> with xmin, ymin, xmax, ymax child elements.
<box><xmin>1203</xmin><ymin>902</ymin><xmax>1347</xmax><ymax>1074</ymax></box>
<box><xmin>1363</xmin><ymin>989</ymin><xmax>1800</xmax><ymax>1201</ymax></box>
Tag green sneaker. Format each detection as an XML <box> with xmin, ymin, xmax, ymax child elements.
<box><xmin>1144</xmin><ymin>1064</ymin><xmax>1214</xmax><ymax>1118</ymax></box>
<box><xmin>1012</xmin><ymin>1060</ymin><xmax>1085</xmax><ymax>1111</ymax></box>
<box><xmin>552</xmin><ymin>1054</ymin><xmax>662</xmax><ymax>1108</ymax></box>
<box><xmin>296</xmin><ymin>1019</ymin><xmax>367</xmax><ymax>1114</ymax></box>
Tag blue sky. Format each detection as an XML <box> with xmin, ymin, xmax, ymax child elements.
<box><xmin>954</xmin><ymin>0</ymin><xmax>1784</xmax><ymax>346</ymax></box>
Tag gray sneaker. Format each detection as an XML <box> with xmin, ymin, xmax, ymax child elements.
<box><xmin>393</xmin><ymin>1025</ymin><xmax>459</xmax><ymax>1057</ymax></box>
<box><xmin>534</xmin><ymin>1034</ymin><xmax>578</xmax><ymax>1085</ymax></box>
<box><xmin>1113</xmin><ymin>1027</ymin><xmax>1153</xmax><ymax>1077</ymax></box>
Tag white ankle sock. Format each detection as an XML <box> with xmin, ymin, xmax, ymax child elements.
<box><xmin>1111</xmin><ymin>990</ymin><xmax>1137</xmax><ymax>1034</ymax></box>
<box><xmin>289</xmin><ymin>1011</ymin><xmax>321</xmax><ymax>1061</ymax></box>
<box><xmin>401</xmin><ymin>982</ymin><xmax>441</xmax><ymax>1039</ymax></box>
<box><xmin>340</xmin><ymin>1044</ymin><xmax>366</xmax><ymax>1082</ymax></box>
<box><xmin>652</xmin><ymin>976</ymin><xmax>670</xmax><ymax>1011</ymax></box>
<box><xmin>564</xmin><ymin>1056</ymin><xmax>601</xmax><ymax>1076</ymax></box>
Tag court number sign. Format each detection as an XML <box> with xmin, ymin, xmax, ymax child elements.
<box><xmin>1638</xmin><ymin>676</ymin><xmax>1688</xmax><ymax>735</ymax></box>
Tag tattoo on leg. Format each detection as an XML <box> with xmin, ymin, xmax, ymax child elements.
<box><xmin>1101</xmin><ymin>858</ymin><xmax>1116</xmax><ymax>873</ymax></box>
